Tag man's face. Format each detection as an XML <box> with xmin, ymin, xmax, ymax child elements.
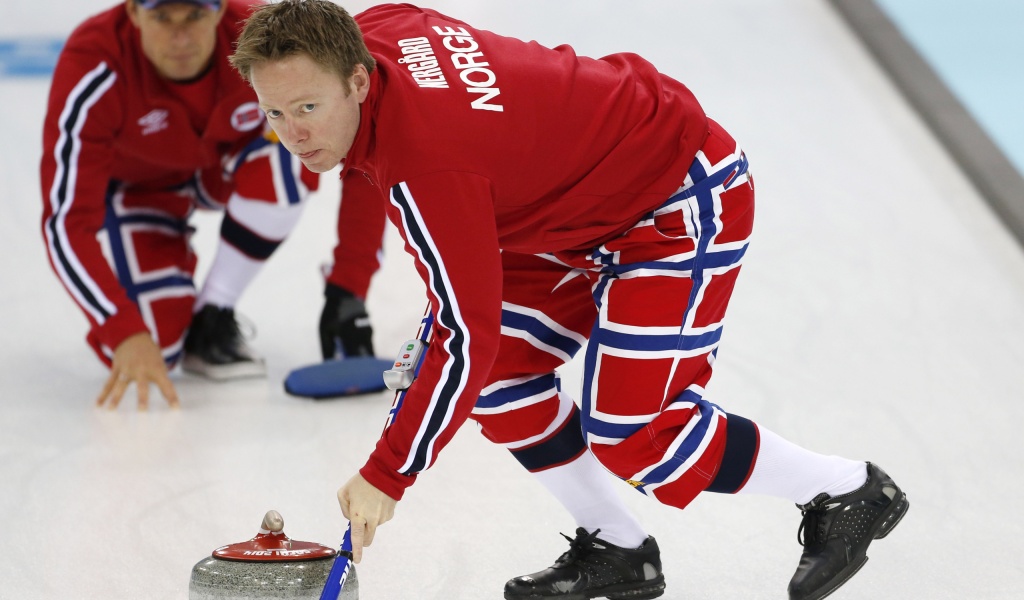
<box><xmin>126</xmin><ymin>1</ymin><xmax>226</xmax><ymax>81</ymax></box>
<box><xmin>251</xmin><ymin>53</ymin><xmax>370</xmax><ymax>173</ymax></box>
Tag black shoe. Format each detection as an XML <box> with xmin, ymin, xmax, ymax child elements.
<box><xmin>182</xmin><ymin>305</ymin><xmax>266</xmax><ymax>380</ymax></box>
<box><xmin>788</xmin><ymin>462</ymin><xmax>909</xmax><ymax>600</ymax></box>
<box><xmin>504</xmin><ymin>528</ymin><xmax>665</xmax><ymax>600</ymax></box>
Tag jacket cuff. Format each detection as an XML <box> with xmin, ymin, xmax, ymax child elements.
<box><xmin>326</xmin><ymin>269</ymin><xmax>372</xmax><ymax>300</ymax></box>
<box><xmin>359</xmin><ymin>452</ymin><xmax>417</xmax><ymax>502</ymax></box>
<box><xmin>94</xmin><ymin>309</ymin><xmax>150</xmax><ymax>354</ymax></box>
<box><xmin>324</xmin><ymin>281</ymin><xmax>359</xmax><ymax>300</ymax></box>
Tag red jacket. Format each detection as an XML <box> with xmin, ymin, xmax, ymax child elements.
<box><xmin>348</xmin><ymin>4</ymin><xmax>710</xmax><ymax>499</ymax></box>
<box><xmin>40</xmin><ymin>1</ymin><xmax>268</xmax><ymax>352</ymax></box>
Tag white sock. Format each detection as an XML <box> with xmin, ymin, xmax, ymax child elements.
<box><xmin>738</xmin><ymin>426</ymin><xmax>868</xmax><ymax>505</ymax></box>
<box><xmin>195</xmin><ymin>242</ymin><xmax>260</xmax><ymax>309</ymax></box>
<box><xmin>196</xmin><ymin>195</ymin><xmax>305</xmax><ymax>310</ymax></box>
<box><xmin>532</xmin><ymin>451</ymin><xmax>649</xmax><ymax>549</ymax></box>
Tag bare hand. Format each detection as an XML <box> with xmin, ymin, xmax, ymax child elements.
<box><xmin>96</xmin><ymin>332</ymin><xmax>180</xmax><ymax>411</ymax></box>
<box><xmin>337</xmin><ymin>473</ymin><xmax>397</xmax><ymax>563</ymax></box>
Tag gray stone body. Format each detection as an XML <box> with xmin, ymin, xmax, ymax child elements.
<box><xmin>189</xmin><ymin>556</ymin><xmax>358</xmax><ymax>599</ymax></box>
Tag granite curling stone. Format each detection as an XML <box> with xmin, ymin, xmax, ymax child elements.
<box><xmin>189</xmin><ymin>510</ymin><xmax>358</xmax><ymax>600</ymax></box>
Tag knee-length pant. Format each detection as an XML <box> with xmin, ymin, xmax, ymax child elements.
<box><xmin>473</xmin><ymin>120</ymin><xmax>757</xmax><ymax>510</ymax></box>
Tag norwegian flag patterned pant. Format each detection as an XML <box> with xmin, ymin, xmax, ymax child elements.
<box><xmin>88</xmin><ymin>134</ymin><xmax>318</xmax><ymax>366</ymax></box>
<box><xmin>474</xmin><ymin>119</ymin><xmax>758</xmax><ymax>509</ymax></box>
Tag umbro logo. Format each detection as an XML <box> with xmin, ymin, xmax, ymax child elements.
<box><xmin>138</xmin><ymin>109</ymin><xmax>169</xmax><ymax>135</ymax></box>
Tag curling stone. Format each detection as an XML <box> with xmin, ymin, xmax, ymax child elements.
<box><xmin>189</xmin><ymin>510</ymin><xmax>358</xmax><ymax>600</ymax></box>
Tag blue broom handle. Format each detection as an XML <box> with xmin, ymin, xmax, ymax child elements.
<box><xmin>319</xmin><ymin>522</ymin><xmax>353</xmax><ymax>600</ymax></box>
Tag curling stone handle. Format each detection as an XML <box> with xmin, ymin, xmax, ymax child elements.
<box><xmin>261</xmin><ymin>510</ymin><xmax>285</xmax><ymax>533</ymax></box>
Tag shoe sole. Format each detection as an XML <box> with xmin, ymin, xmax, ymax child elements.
<box><xmin>503</xmin><ymin>574</ymin><xmax>666</xmax><ymax>600</ymax></box>
<box><xmin>800</xmin><ymin>490</ymin><xmax>910</xmax><ymax>600</ymax></box>
<box><xmin>182</xmin><ymin>356</ymin><xmax>267</xmax><ymax>381</ymax></box>
<box><xmin>606</xmin><ymin>575</ymin><xmax>666</xmax><ymax>600</ymax></box>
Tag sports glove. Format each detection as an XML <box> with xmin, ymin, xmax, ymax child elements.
<box><xmin>319</xmin><ymin>283</ymin><xmax>375</xmax><ymax>359</ymax></box>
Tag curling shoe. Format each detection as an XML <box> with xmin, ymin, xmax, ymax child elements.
<box><xmin>504</xmin><ymin>528</ymin><xmax>665</xmax><ymax>600</ymax></box>
<box><xmin>788</xmin><ymin>462</ymin><xmax>909</xmax><ymax>600</ymax></box>
<box><xmin>182</xmin><ymin>305</ymin><xmax>266</xmax><ymax>380</ymax></box>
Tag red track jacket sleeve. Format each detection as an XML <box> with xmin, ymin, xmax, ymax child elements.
<box><xmin>326</xmin><ymin>170</ymin><xmax>387</xmax><ymax>299</ymax></box>
<box><xmin>358</xmin><ymin>171</ymin><xmax>503</xmax><ymax>500</ymax></box>
<box><xmin>39</xmin><ymin>28</ymin><xmax>146</xmax><ymax>351</ymax></box>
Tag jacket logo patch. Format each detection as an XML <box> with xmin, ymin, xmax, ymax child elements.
<box><xmin>138</xmin><ymin>109</ymin><xmax>169</xmax><ymax>135</ymax></box>
<box><xmin>231</xmin><ymin>102</ymin><xmax>264</xmax><ymax>132</ymax></box>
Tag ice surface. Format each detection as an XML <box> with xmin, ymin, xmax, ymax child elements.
<box><xmin>2</xmin><ymin>1</ymin><xmax>1023</xmax><ymax>599</ymax></box>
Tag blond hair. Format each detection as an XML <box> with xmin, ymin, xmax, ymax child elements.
<box><xmin>230</xmin><ymin>0</ymin><xmax>375</xmax><ymax>89</ymax></box>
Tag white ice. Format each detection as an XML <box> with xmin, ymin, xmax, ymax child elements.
<box><xmin>2</xmin><ymin>1</ymin><xmax>1023</xmax><ymax>599</ymax></box>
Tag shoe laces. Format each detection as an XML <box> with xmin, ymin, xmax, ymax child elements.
<box><xmin>205</xmin><ymin>307</ymin><xmax>256</xmax><ymax>346</ymax></box>
<box><xmin>556</xmin><ymin>528</ymin><xmax>603</xmax><ymax>567</ymax></box>
<box><xmin>797</xmin><ymin>494</ymin><xmax>830</xmax><ymax>548</ymax></box>
<box><xmin>232</xmin><ymin>311</ymin><xmax>257</xmax><ymax>341</ymax></box>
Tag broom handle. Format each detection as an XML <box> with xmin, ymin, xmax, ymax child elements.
<box><xmin>319</xmin><ymin>522</ymin><xmax>354</xmax><ymax>600</ymax></box>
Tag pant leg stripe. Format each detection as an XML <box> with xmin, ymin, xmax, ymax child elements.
<box><xmin>706</xmin><ymin>413</ymin><xmax>760</xmax><ymax>493</ymax></box>
<box><xmin>475</xmin><ymin>373</ymin><xmax>557</xmax><ymax>411</ymax></box>
<box><xmin>220</xmin><ymin>211</ymin><xmax>281</xmax><ymax>260</ymax></box>
<box><xmin>500</xmin><ymin>304</ymin><xmax>585</xmax><ymax>359</ymax></box>
<box><xmin>510</xmin><ymin>409</ymin><xmax>586</xmax><ymax>472</ymax></box>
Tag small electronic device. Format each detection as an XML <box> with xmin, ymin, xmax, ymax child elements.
<box><xmin>383</xmin><ymin>338</ymin><xmax>428</xmax><ymax>390</ymax></box>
